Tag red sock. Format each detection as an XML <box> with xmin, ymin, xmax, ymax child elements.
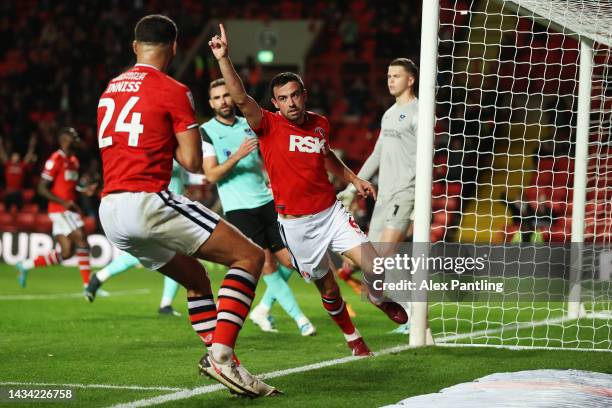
<box><xmin>213</xmin><ymin>268</ymin><xmax>257</xmax><ymax>349</ymax></box>
<box><xmin>32</xmin><ymin>250</ymin><xmax>62</xmax><ymax>268</ymax></box>
<box><xmin>322</xmin><ymin>294</ymin><xmax>356</xmax><ymax>335</ymax></box>
<box><xmin>76</xmin><ymin>248</ymin><xmax>91</xmax><ymax>285</ymax></box>
<box><xmin>188</xmin><ymin>295</ymin><xmax>216</xmax><ymax>347</ymax></box>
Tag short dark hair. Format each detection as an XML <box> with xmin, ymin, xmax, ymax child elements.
<box><xmin>58</xmin><ymin>126</ymin><xmax>78</xmax><ymax>140</ymax></box>
<box><xmin>209</xmin><ymin>78</ymin><xmax>226</xmax><ymax>96</ymax></box>
<box><xmin>389</xmin><ymin>58</ymin><xmax>419</xmax><ymax>80</ymax></box>
<box><xmin>134</xmin><ymin>14</ymin><xmax>177</xmax><ymax>45</ymax></box>
<box><xmin>269</xmin><ymin>72</ymin><xmax>305</xmax><ymax>98</ymax></box>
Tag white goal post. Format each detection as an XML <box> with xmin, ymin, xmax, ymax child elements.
<box><xmin>411</xmin><ymin>0</ymin><xmax>612</xmax><ymax>349</ymax></box>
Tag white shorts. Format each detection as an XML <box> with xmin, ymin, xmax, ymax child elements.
<box><xmin>99</xmin><ymin>190</ymin><xmax>220</xmax><ymax>270</ymax></box>
<box><xmin>49</xmin><ymin>211</ymin><xmax>84</xmax><ymax>237</ymax></box>
<box><xmin>277</xmin><ymin>201</ymin><xmax>368</xmax><ymax>281</ymax></box>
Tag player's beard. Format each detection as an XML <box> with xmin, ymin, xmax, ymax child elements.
<box><xmin>216</xmin><ymin>105</ymin><xmax>235</xmax><ymax>119</ymax></box>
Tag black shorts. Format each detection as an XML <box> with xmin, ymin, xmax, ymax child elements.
<box><xmin>225</xmin><ymin>201</ymin><xmax>286</xmax><ymax>252</ymax></box>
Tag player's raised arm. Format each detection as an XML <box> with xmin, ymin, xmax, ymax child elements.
<box><xmin>209</xmin><ymin>23</ymin><xmax>263</xmax><ymax>130</ymax></box>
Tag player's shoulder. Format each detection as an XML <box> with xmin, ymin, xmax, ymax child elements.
<box><xmin>307</xmin><ymin>111</ymin><xmax>330</xmax><ymax>127</ymax></box>
<box><xmin>236</xmin><ymin>116</ymin><xmax>251</xmax><ymax>128</ymax></box>
<box><xmin>47</xmin><ymin>150</ymin><xmax>64</xmax><ymax>162</ymax></box>
<box><xmin>161</xmin><ymin>73</ymin><xmax>190</xmax><ymax>92</ymax></box>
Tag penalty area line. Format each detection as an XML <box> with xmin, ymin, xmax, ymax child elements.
<box><xmin>108</xmin><ymin>344</ymin><xmax>412</xmax><ymax>408</ymax></box>
<box><xmin>0</xmin><ymin>289</ymin><xmax>151</xmax><ymax>300</ymax></box>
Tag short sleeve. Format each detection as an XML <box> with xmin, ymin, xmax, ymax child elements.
<box><xmin>166</xmin><ymin>82</ymin><xmax>198</xmax><ymax>134</ymax></box>
<box><xmin>410</xmin><ymin>105</ymin><xmax>419</xmax><ymax>134</ymax></box>
<box><xmin>251</xmin><ymin>108</ymin><xmax>273</xmax><ymax>137</ymax></box>
<box><xmin>41</xmin><ymin>156</ymin><xmax>59</xmax><ymax>181</ymax></box>
<box><xmin>200</xmin><ymin>127</ymin><xmax>217</xmax><ymax>158</ymax></box>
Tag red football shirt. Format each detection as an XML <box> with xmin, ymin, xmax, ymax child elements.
<box><xmin>41</xmin><ymin>150</ymin><xmax>79</xmax><ymax>213</ymax></box>
<box><xmin>97</xmin><ymin>63</ymin><xmax>198</xmax><ymax>195</ymax></box>
<box><xmin>4</xmin><ymin>161</ymin><xmax>27</xmax><ymax>192</ymax></box>
<box><xmin>253</xmin><ymin>109</ymin><xmax>336</xmax><ymax>215</ymax></box>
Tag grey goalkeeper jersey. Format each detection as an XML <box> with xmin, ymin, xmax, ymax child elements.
<box><xmin>358</xmin><ymin>99</ymin><xmax>418</xmax><ymax>196</ymax></box>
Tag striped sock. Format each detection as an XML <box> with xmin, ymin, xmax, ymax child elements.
<box><xmin>188</xmin><ymin>295</ymin><xmax>216</xmax><ymax>347</ymax></box>
<box><xmin>76</xmin><ymin>248</ymin><xmax>91</xmax><ymax>285</ymax></box>
<box><xmin>30</xmin><ymin>250</ymin><xmax>62</xmax><ymax>269</ymax></box>
<box><xmin>322</xmin><ymin>294</ymin><xmax>356</xmax><ymax>336</ymax></box>
<box><xmin>213</xmin><ymin>268</ymin><xmax>257</xmax><ymax>349</ymax></box>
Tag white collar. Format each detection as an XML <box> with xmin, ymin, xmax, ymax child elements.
<box><xmin>134</xmin><ymin>63</ymin><xmax>160</xmax><ymax>71</ymax></box>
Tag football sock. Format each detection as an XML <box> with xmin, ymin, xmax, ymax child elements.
<box><xmin>213</xmin><ymin>268</ymin><xmax>257</xmax><ymax>350</ymax></box>
<box><xmin>160</xmin><ymin>277</ymin><xmax>180</xmax><ymax>308</ymax></box>
<box><xmin>322</xmin><ymin>294</ymin><xmax>357</xmax><ymax>338</ymax></box>
<box><xmin>278</xmin><ymin>264</ymin><xmax>294</xmax><ymax>281</ymax></box>
<box><xmin>75</xmin><ymin>247</ymin><xmax>91</xmax><ymax>285</ymax></box>
<box><xmin>260</xmin><ymin>280</ymin><xmax>277</xmax><ymax>310</ymax></box>
<box><xmin>263</xmin><ymin>271</ymin><xmax>306</xmax><ymax>324</ymax></box>
<box><xmin>23</xmin><ymin>250</ymin><xmax>62</xmax><ymax>270</ymax></box>
<box><xmin>188</xmin><ymin>294</ymin><xmax>216</xmax><ymax>347</ymax></box>
<box><xmin>96</xmin><ymin>252</ymin><xmax>140</xmax><ymax>282</ymax></box>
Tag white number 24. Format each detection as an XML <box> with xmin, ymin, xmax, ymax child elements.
<box><xmin>97</xmin><ymin>96</ymin><xmax>144</xmax><ymax>148</ymax></box>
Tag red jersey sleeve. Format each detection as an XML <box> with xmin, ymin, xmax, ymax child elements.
<box><xmin>252</xmin><ymin>108</ymin><xmax>274</xmax><ymax>137</ymax></box>
<box><xmin>165</xmin><ymin>81</ymin><xmax>198</xmax><ymax>134</ymax></box>
<box><xmin>41</xmin><ymin>154</ymin><xmax>60</xmax><ymax>181</ymax></box>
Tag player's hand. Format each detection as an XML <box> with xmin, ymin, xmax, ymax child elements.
<box><xmin>83</xmin><ymin>182</ymin><xmax>99</xmax><ymax>197</ymax></box>
<box><xmin>351</xmin><ymin>177</ymin><xmax>377</xmax><ymax>200</ymax></box>
<box><xmin>337</xmin><ymin>184</ymin><xmax>356</xmax><ymax>209</ymax></box>
<box><xmin>208</xmin><ymin>23</ymin><xmax>228</xmax><ymax>60</ymax></box>
<box><xmin>65</xmin><ymin>200</ymin><xmax>82</xmax><ymax>214</ymax></box>
<box><xmin>234</xmin><ymin>137</ymin><xmax>258</xmax><ymax>160</ymax></box>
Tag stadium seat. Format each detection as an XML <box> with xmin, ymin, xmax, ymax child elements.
<box><xmin>16</xmin><ymin>212</ymin><xmax>36</xmax><ymax>231</ymax></box>
<box><xmin>22</xmin><ymin>203</ymin><xmax>39</xmax><ymax>214</ymax></box>
<box><xmin>84</xmin><ymin>216</ymin><xmax>97</xmax><ymax>235</ymax></box>
<box><xmin>430</xmin><ymin>226</ymin><xmax>445</xmax><ymax>242</ymax></box>
<box><xmin>446</xmin><ymin>182</ymin><xmax>462</xmax><ymax>196</ymax></box>
<box><xmin>34</xmin><ymin>214</ymin><xmax>53</xmax><ymax>233</ymax></box>
<box><xmin>0</xmin><ymin>212</ymin><xmax>17</xmax><ymax>232</ymax></box>
<box><xmin>22</xmin><ymin>189</ymin><xmax>36</xmax><ymax>203</ymax></box>
<box><xmin>432</xmin><ymin>182</ymin><xmax>444</xmax><ymax>196</ymax></box>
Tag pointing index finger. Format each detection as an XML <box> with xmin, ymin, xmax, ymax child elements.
<box><xmin>219</xmin><ymin>23</ymin><xmax>226</xmax><ymax>42</ymax></box>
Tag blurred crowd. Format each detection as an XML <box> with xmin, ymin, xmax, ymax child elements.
<box><xmin>0</xmin><ymin>0</ymin><xmax>425</xmax><ymax>221</ymax></box>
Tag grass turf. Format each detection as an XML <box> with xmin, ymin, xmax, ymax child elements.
<box><xmin>0</xmin><ymin>263</ymin><xmax>610</xmax><ymax>407</ymax></box>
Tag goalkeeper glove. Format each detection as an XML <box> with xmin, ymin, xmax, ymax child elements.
<box><xmin>337</xmin><ymin>184</ymin><xmax>357</xmax><ymax>209</ymax></box>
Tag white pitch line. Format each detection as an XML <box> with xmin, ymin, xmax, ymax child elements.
<box><xmin>0</xmin><ymin>289</ymin><xmax>151</xmax><ymax>300</ymax></box>
<box><xmin>0</xmin><ymin>381</ymin><xmax>185</xmax><ymax>392</ymax></box>
<box><xmin>108</xmin><ymin>344</ymin><xmax>412</xmax><ymax>408</ymax></box>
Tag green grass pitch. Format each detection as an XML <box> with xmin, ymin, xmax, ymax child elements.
<box><xmin>0</xmin><ymin>263</ymin><xmax>610</xmax><ymax>407</ymax></box>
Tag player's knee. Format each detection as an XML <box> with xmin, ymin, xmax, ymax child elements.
<box><xmin>320</xmin><ymin>284</ymin><xmax>340</xmax><ymax>299</ymax></box>
<box><xmin>252</xmin><ymin>247</ymin><xmax>265</xmax><ymax>272</ymax></box>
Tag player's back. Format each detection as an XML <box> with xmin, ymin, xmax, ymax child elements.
<box><xmin>97</xmin><ymin>63</ymin><xmax>197</xmax><ymax>195</ymax></box>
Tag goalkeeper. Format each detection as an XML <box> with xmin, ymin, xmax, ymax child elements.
<box><xmin>338</xmin><ymin>58</ymin><xmax>419</xmax><ymax>333</ymax></box>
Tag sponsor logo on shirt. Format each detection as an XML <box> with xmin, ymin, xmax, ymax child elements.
<box><xmin>399</xmin><ymin>114</ymin><xmax>406</xmax><ymax>121</ymax></box>
<box><xmin>314</xmin><ymin>126</ymin><xmax>325</xmax><ymax>138</ymax></box>
<box><xmin>289</xmin><ymin>135</ymin><xmax>326</xmax><ymax>154</ymax></box>
<box><xmin>244</xmin><ymin>128</ymin><xmax>255</xmax><ymax>136</ymax></box>
<box><xmin>64</xmin><ymin>170</ymin><xmax>79</xmax><ymax>181</ymax></box>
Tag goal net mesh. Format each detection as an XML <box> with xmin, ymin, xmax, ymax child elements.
<box><xmin>429</xmin><ymin>0</ymin><xmax>612</xmax><ymax>350</ymax></box>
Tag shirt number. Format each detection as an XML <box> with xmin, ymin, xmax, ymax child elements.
<box><xmin>98</xmin><ymin>96</ymin><xmax>144</xmax><ymax>148</ymax></box>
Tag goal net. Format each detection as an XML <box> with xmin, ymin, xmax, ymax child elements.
<box><xmin>424</xmin><ymin>0</ymin><xmax>612</xmax><ymax>350</ymax></box>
